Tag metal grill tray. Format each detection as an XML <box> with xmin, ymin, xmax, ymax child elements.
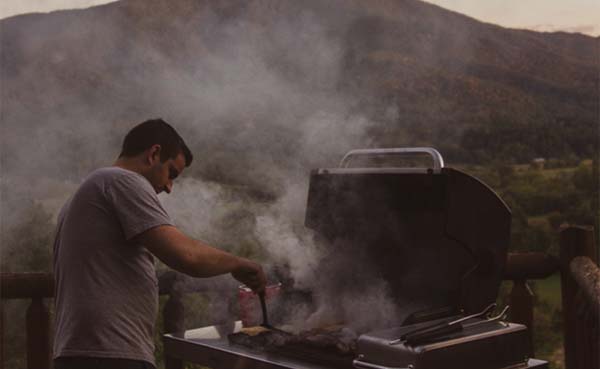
<box><xmin>164</xmin><ymin>322</ymin><xmax>351</xmax><ymax>369</ymax></box>
<box><xmin>163</xmin><ymin>322</ymin><xmax>548</xmax><ymax>369</ymax></box>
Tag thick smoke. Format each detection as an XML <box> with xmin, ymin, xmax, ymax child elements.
<box><xmin>1</xmin><ymin>0</ymin><xmax>408</xmax><ymax>333</ymax></box>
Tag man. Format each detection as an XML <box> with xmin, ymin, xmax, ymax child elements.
<box><xmin>53</xmin><ymin>119</ymin><xmax>266</xmax><ymax>369</ymax></box>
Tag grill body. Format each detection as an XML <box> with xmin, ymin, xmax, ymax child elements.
<box><xmin>163</xmin><ymin>148</ymin><xmax>548</xmax><ymax>369</ymax></box>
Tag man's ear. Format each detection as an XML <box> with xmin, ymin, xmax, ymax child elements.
<box><xmin>147</xmin><ymin>144</ymin><xmax>162</xmax><ymax>164</ymax></box>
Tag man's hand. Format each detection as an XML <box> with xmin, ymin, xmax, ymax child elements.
<box><xmin>232</xmin><ymin>258</ymin><xmax>267</xmax><ymax>293</ymax></box>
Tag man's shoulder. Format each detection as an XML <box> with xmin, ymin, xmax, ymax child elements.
<box><xmin>86</xmin><ymin>167</ymin><xmax>147</xmax><ymax>186</ymax></box>
<box><xmin>74</xmin><ymin>167</ymin><xmax>152</xmax><ymax>200</ymax></box>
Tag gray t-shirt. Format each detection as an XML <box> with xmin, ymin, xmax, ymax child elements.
<box><xmin>53</xmin><ymin>167</ymin><xmax>173</xmax><ymax>366</ymax></box>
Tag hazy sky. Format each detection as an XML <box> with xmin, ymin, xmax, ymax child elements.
<box><xmin>1</xmin><ymin>0</ymin><xmax>599</xmax><ymax>36</ymax></box>
<box><xmin>425</xmin><ymin>0</ymin><xmax>600</xmax><ymax>36</ymax></box>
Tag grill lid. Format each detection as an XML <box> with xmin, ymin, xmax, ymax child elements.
<box><xmin>305</xmin><ymin>148</ymin><xmax>511</xmax><ymax>317</ymax></box>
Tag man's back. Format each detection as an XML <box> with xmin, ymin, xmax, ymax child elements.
<box><xmin>53</xmin><ymin>167</ymin><xmax>172</xmax><ymax>366</ymax></box>
<box><xmin>53</xmin><ymin>119</ymin><xmax>266</xmax><ymax>369</ymax></box>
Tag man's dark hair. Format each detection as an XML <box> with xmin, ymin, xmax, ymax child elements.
<box><xmin>119</xmin><ymin>119</ymin><xmax>193</xmax><ymax>166</ymax></box>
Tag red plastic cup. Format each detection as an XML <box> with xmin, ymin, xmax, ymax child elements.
<box><xmin>238</xmin><ymin>283</ymin><xmax>282</xmax><ymax>327</ymax></box>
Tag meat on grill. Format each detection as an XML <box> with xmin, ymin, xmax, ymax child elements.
<box><xmin>228</xmin><ymin>325</ymin><xmax>358</xmax><ymax>355</ymax></box>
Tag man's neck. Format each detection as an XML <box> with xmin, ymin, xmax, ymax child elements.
<box><xmin>113</xmin><ymin>156</ymin><xmax>146</xmax><ymax>176</ymax></box>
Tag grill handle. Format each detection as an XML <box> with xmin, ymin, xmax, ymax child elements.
<box><xmin>353</xmin><ymin>358</ymin><xmax>409</xmax><ymax>369</ymax></box>
<box><xmin>339</xmin><ymin>147</ymin><xmax>444</xmax><ymax>173</ymax></box>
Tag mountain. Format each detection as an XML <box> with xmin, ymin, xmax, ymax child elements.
<box><xmin>1</xmin><ymin>0</ymin><xmax>598</xmax><ymax>185</ymax></box>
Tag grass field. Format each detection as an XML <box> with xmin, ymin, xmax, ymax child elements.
<box><xmin>533</xmin><ymin>274</ymin><xmax>562</xmax><ymax>307</ymax></box>
<box><xmin>531</xmin><ymin>273</ymin><xmax>565</xmax><ymax>369</ymax></box>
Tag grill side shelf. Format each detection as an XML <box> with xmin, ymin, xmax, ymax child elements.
<box><xmin>163</xmin><ymin>333</ymin><xmax>352</xmax><ymax>369</ymax></box>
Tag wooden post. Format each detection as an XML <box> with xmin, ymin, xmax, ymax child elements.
<box><xmin>560</xmin><ymin>226</ymin><xmax>597</xmax><ymax>369</ymax></box>
<box><xmin>509</xmin><ymin>279</ymin><xmax>534</xmax><ymax>356</ymax></box>
<box><xmin>503</xmin><ymin>252</ymin><xmax>560</xmax><ymax>357</ymax></box>
<box><xmin>584</xmin><ymin>305</ymin><xmax>600</xmax><ymax>369</ymax></box>
<box><xmin>1</xmin><ymin>301</ymin><xmax>4</xmax><ymax>369</ymax></box>
<box><xmin>573</xmin><ymin>292</ymin><xmax>586</xmax><ymax>369</ymax></box>
<box><xmin>26</xmin><ymin>298</ymin><xmax>51</xmax><ymax>369</ymax></box>
<box><xmin>582</xmin><ymin>304</ymin><xmax>598</xmax><ymax>369</ymax></box>
<box><xmin>164</xmin><ymin>291</ymin><xmax>184</xmax><ymax>369</ymax></box>
<box><xmin>570</xmin><ymin>256</ymin><xmax>600</xmax><ymax>369</ymax></box>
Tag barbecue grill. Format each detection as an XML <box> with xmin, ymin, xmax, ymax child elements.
<box><xmin>164</xmin><ymin>148</ymin><xmax>549</xmax><ymax>369</ymax></box>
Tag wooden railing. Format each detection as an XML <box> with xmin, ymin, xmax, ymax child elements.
<box><xmin>503</xmin><ymin>225</ymin><xmax>599</xmax><ymax>369</ymax></box>
<box><xmin>559</xmin><ymin>226</ymin><xmax>599</xmax><ymax>369</ymax></box>
<box><xmin>503</xmin><ymin>251</ymin><xmax>560</xmax><ymax>356</ymax></box>
<box><xmin>0</xmin><ymin>270</ymin><xmax>222</xmax><ymax>369</ymax></box>
<box><xmin>1</xmin><ymin>225</ymin><xmax>598</xmax><ymax>369</ymax></box>
<box><xmin>0</xmin><ymin>273</ymin><xmax>53</xmax><ymax>369</ymax></box>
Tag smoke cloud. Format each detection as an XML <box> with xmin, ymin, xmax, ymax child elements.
<box><xmin>1</xmin><ymin>0</ymin><xmax>406</xmax><ymax>334</ymax></box>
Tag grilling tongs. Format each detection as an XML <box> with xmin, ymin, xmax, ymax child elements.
<box><xmin>257</xmin><ymin>286</ymin><xmax>289</xmax><ymax>334</ymax></box>
<box><xmin>258</xmin><ymin>291</ymin><xmax>273</xmax><ymax>329</ymax></box>
<box><xmin>389</xmin><ymin>303</ymin><xmax>510</xmax><ymax>346</ymax></box>
<box><xmin>258</xmin><ymin>291</ymin><xmax>287</xmax><ymax>333</ymax></box>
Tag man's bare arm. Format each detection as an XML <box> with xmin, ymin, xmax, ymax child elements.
<box><xmin>134</xmin><ymin>225</ymin><xmax>266</xmax><ymax>292</ymax></box>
